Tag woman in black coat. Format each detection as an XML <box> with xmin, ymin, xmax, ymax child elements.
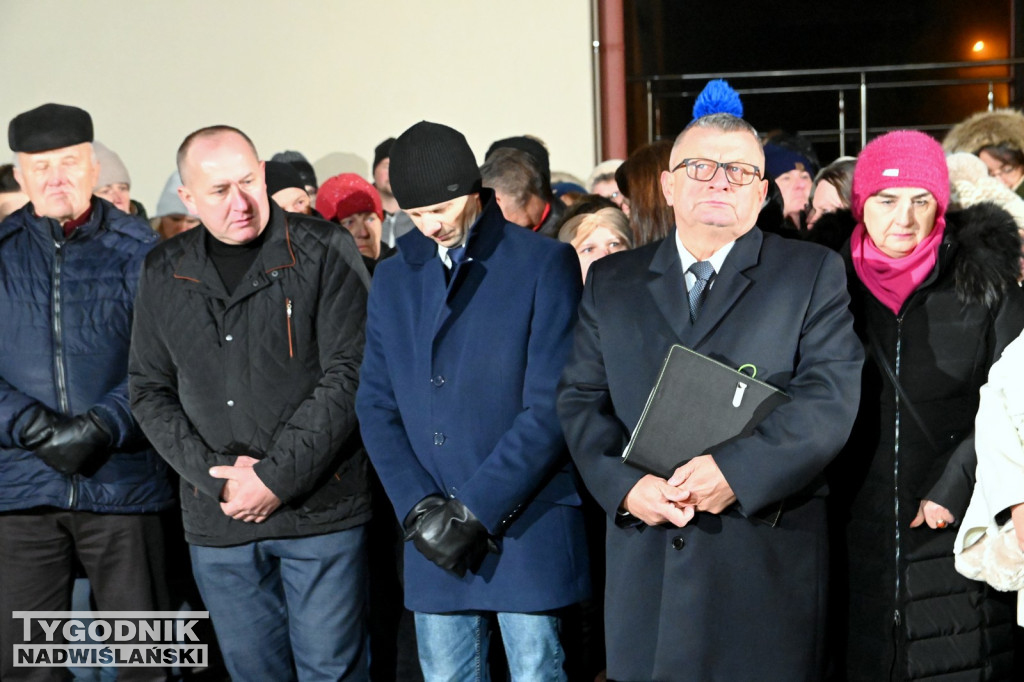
<box><xmin>829</xmin><ymin>130</ymin><xmax>1024</xmax><ymax>681</ymax></box>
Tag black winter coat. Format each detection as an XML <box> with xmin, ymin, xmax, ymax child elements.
<box><xmin>830</xmin><ymin>203</ymin><xmax>1024</xmax><ymax>681</ymax></box>
<box><xmin>129</xmin><ymin>204</ymin><xmax>372</xmax><ymax>546</ymax></box>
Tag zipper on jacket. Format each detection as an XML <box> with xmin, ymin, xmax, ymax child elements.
<box><xmin>892</xmin><ymin>317</ymin><xmax>903</xmax><ymax>635</ymax></box>
<box><xmin>53</xmin><ymin>239</ymin><xmax>76</xmax><ymax>508</ymax></box>
<box><xmin>285</xmin><ymin>298</ymin><xmax>294</xmax><ymax>358</ymax></box>
<box><xmin>51</xmin><ymin>240</ymin><xmax>70</xmax><ymax>415</ymax></box>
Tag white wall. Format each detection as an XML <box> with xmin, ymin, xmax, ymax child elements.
<box><xmin>0</xmin><ymin>0</ymin><xmax>596</xmax><ymax>211</ymax></box>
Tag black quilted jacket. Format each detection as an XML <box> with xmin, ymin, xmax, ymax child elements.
<box><xmin>829</xmin><ymin>204</ymin><xmax>1024</xmax><ymax>680</ymax></box>
<box><xmin>129</xmin><ymin>204</ymin><xmax>372</xmax><ymax>546</ymax></box>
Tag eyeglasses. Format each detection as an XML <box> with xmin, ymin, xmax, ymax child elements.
<box><xmin>672</xmin><ymin>158</ymin><xmax>762</xmax><ymax>186</ymax></box>
<box><xmin>990</xmin><ymin>164</ymin><xmax>1020</xmax><ymax>179</ymax></box>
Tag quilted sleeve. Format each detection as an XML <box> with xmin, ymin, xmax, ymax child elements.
<box><xmin>129</xmin><ymin>256</ymin><xmax>224</xmax><ymax>499</ymax></box>
<box><xmin>0</xmin><ymin>378</ymin><xmax>49</xmax><ymax>450</ymax></box>
<box><xmin>89</xmin><ymin>238</ymin><xmax>153</xmax><ymax>448</ymax></box>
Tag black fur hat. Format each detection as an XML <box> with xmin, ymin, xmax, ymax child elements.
<box><xmin>9</xmin><ymin>103</ymin><xmax>93</xmax><ymax>153</ymax></box>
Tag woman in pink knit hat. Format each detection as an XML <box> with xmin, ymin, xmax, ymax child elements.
<box><xmin>829</xmin><ymin>130</ymin><xmax>1024</xmax><ymax>681</ymax></box>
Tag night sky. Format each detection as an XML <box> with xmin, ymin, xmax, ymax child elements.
<box><xmin>625</xmin><ymin>1</ymin><xmax>1017</xmax><ymax>162</ymax></box>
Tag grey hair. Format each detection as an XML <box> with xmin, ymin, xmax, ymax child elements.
<box><xmin>672</xmin><ymin>113</ymin><xmax>762</xmax><ymax>165</ymax></box>
<box><xmin>13</xmin><ymin>143</ymin><xmax>99</xmax><ymax>167</ymax></box>
<box><xmin>480</xmin><ymin>147</ymin><xmax>548</xmax><ymax>206</ymax></box>
<box><xmin>682</xmin><ymin>112</ymin><xmax>760</xmax><ymax>138</ymax></box>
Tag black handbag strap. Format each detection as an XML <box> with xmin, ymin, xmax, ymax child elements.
<box><xmin>864</xmin><ymin>325</ymin><xmax>942</xmax><ymax>454</ymax></box>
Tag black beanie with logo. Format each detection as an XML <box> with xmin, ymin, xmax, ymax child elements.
<box><xmin>389</xmin><ymin>121</ymin><xmax>481</xmax><ymax>210</ymax></box>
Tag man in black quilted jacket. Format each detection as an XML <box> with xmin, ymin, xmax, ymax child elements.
<box><xmin>129</xmin><ymin>126</ymin><xmax>372</xmax><ymax>681</ymax></box>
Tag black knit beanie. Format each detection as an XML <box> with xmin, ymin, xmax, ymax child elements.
<box><xmin>264</xmin><ymin>160</ymin><xmax>306</xmax><ymax>197</ymax></box>
<box><xmin>271</xmin><ymin>151</ymin><xmax>318</xmax><ymax>190</ymax></box>
<box><xmin>390</xmin><ymin>121</ymin><xmax>481</xmax><ymax>210</ymax></box>
<box><xmin>373</xmin><ymin>137</ymin><xmax>395</xmax><ymax>172</ymax></box>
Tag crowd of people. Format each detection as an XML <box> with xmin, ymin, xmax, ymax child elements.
<box><xmin>2</xmin><ymin>88</ymin><xmax>1024</xmax><ymax>682</ymax></box>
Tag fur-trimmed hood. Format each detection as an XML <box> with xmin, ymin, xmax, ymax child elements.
<box><xmin>945</xmin><ymin>201</ymin><xmax>1022</xmax><ymax>307</ymax></box>
<box><xmin>943</xmin><ymin>108</ymin><xmax>1024</xmax><ymax>156</ymax></box>
<box><xmin>835</xmin><ymin>201</ymin><xmax>1021</xmax><ymax>307</ymax></box>
<box><xmin>947</xmin><ymin>151</ymin><xmax>1024</xmax><ymax>229</ymax></box>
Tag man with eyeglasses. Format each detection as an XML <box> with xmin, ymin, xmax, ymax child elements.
<box><xmin>557</xmin><ymin>112</ymin><xmax>863</xmax><ymax>680</ymax></box>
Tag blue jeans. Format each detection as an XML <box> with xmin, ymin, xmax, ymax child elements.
<box><xmin>190</xmin><ymin>526</ymin><xmax>368</xmax><ymax>682</ymax></box>
<box><xmin>415</xmin><ymin>611</ymin><xmax>566</xmax><ymax>681</ymax></box>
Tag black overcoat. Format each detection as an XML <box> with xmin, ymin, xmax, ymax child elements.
<box><xmin>558</xmin><ymin>227</ymin><xmax>863</xmax><ymax>681</ymax></box>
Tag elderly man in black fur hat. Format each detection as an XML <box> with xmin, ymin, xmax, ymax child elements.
<box><xmin>0</xmin><ymin>103</ymin><xmax>174</xmax><ymax>681</ymax></box>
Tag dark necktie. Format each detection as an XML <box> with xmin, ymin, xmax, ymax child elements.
<box><xmin>687</xmin><ymin>260</ymin><xmax>716</xmax><ymax>323</ymax></box>
<box><xmin>445</xmin><ymin>246</ymin><xmax>467</xmax><ymax>284</ymax></box>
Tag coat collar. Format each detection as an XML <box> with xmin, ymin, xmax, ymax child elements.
<box><xmin>172</xmin><ymin>202</ymin><xmax>296</xmax><ymax>300</ymax></box>
<box><xmin>391</xmin><ymin>190</ymin><xmax>508</xmax><ymax>338</ymax></box>
<box><xmin>647</xmin><ymin>226</ymin><xmax>762</xmax><ymax>349</ymax></box>
<box><xmin>3</xmin><ymin>197</ymin><xmax>107</xmax><ymax>243</ymax></box>
<box><xmin>395</xmin><ymin>188</ymin><xmax>504</xmax><ymax>266</ymax></box>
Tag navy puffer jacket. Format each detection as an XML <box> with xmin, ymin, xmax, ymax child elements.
<box><xmin>0</xmin><ymin>198</ymin><xmax>174</xmax><ymax>513</ymax></box>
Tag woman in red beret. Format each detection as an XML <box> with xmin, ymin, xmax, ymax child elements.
<box><xmin>316</xmin><ymin>173</ymin><xmax>395</xmax><ymax>271</ymax></box>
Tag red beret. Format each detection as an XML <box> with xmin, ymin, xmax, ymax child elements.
<box><xmin>315</xmin><ymin>173</ymin><xmax>383</xmax><ymax>223</ymax></box>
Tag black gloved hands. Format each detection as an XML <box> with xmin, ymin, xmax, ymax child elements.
<box><xmin>19</xmin><ymin>406</ymin><xmax>61</xmax><ymax>449</ymax></box>
<box><xmin>31</xmin><ymin>411</ymin><xmax>112</xmax><ymax>476</ymax></box>
<box><xmin>403</xmin><ymin>495</ymin><xmax>500</xmax><ymax>577</ymax></box>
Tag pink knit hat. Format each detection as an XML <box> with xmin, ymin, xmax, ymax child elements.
<box><xmin>851</xmin><ymin>130</ymin><xmax>950</xmax><ymax>221</ymax></box>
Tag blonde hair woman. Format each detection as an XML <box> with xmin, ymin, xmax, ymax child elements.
<box><xmin>557</xmin><ymin>207</ymin><xmax>632</xmax><ymax>281</ymax></box>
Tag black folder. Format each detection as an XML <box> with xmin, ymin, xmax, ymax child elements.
<box><xmin>622</xmin><ymin>345</ymin><xmax>790</xmax><ymax>479</ymax></box>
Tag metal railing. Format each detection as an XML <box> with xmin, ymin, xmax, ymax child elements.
<box><xmin>634</xmin><ymin>58</ymin><xmax>1024</xmax><ymax>155</ymax></box>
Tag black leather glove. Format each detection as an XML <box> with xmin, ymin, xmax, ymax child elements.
<box><xmin>18</xmin><ymin>406</ymin><xmax>61</xmax><ymax>449</ymax></box>
<box><xmin>403</xmin><ymin>494</ymin><xmax>448</xmax><ymax>532</ymax></box>
<box><xmin>33</xmin><ymin>411</ymin><xmax>113</xmax><ymax>476</ymax></box>
<box><xmin>403</xmin><ymin>496</ymin><xmax>499</xmax><ymax>577</ymax></box>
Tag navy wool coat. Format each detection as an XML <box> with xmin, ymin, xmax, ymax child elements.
<box><xmin>355</xmin><ymin>194</ymin><xmax>591</xmax><ymax>613</ymax></box>
<box><xmin>557</xmin><ymin>229</ymin><xmax>864</xmax><ymax>681</ymax></box>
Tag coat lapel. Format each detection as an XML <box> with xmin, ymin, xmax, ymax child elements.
<box><xmin>646</xmin><ymin>228</ymin><xmax>764</xmax><ymax>348</ymax></box>
<box><xmin>171</xmin><ymin>204</ymin><xmax>299</xmax><ymax>304</ymax></box>
<box><xmin>429</xmin><ymin>195</ymin><xmax>503</xmax><ymax>338</ymax></box>
<box><xmin>646</xmin><ymin>236</ymin><xmax>691</xmax><ymax>343</ymax></box>
<box><xmin>688</xmin><ymin>228</ymin><xmax>762</xmax><ymax>350</ymax></box>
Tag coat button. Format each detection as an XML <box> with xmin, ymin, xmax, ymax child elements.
<box><xmin>270</xmin><ymin>270</ymin><xmax>279</xmax><ymax>278</ymax></box>
<box><xmin>252</xmin><ymin>280</ymin><xmax>260</xmax><ymax>287</ymax></box>
<box><xmin>225</xmin><ymin>334</ymin><xmax>233</xmax><ymax>341</ymax></box>
<box><xmin>431</xmin><ymin>375</ymin><xmax>445</xmax><ymax>386</ymax></box>
<box><xmin>433</xmin><ymin>432</ymin><xmax>445</xmax><ymax>445</ymax></box>
<box><xmin>671</xmin><ymin>536</ymin><xmax>685</xmax><ymax>550</ymax></box>
<box><xmin>226</xmin><ymin>400</ymin><xmax>235</xmax><ymax>407</ymax></box>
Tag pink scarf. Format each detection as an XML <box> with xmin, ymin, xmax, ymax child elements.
<box><xmin>849</xmin><ymin>217</ymin><xmax>946</xmax><ymax>315</ymax></box>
